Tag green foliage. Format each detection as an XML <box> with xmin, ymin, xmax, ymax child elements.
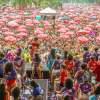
<box><xmin>41</xmin><ymin>1</ymin><xmax>50</xmax><ymax>8</ymax></box>
<box><xmin>12</xmin><ymin>0</ymin><xmax>32</xmax><ymax>9</ymax></box>
<box><xmin>0</xmin><ymin>0</ymin><xmax>10</xmax><ymax>3</ymax></box>
<box><xmin>51</xmin><ymin>0</ymin><xmax>62</xmax><ymax>9</ymax></box>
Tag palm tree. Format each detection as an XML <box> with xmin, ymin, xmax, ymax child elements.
<box><xmin>12</xmin><ymin>0</ymin><xmax>32</xmax><ymax>10</ymax></box>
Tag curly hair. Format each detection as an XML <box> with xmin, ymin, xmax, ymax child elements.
<box><xmin>4</xmin><ymin>61</ymin><xmax>14</xmax><ymax>74</ymax></box>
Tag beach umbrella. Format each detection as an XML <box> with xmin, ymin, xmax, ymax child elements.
<box><xmin>69</xmin><ymin>21</ymin><xmax>76</xmax><ymax>24</ymax></box>
<box><xmin>95</xmin><ymin>36</ymin><xmax>100</xmax><ymax>41</ymax></box>
<box><xmin>44</xmin><ymin>23</ymin><xmax>51</xmax><ymax>26</ymax></box>
<box><xmin>36</xmin><ymin>28</ymin><xmax>44</xmax><ymax>31</ymax></box>
<box><xmin>38</xmin><ymin>34</ymin><xmax>48</xmax><ymax>38</ymax></box>
<box><xmin>3</xmin><ymin>32</ymin><xmax>14</xmax><ymax>36</ymax></box>
<box><xmin>63</xmin><ymin>21</ymin><xmax>69</xmax><ymax>24</ymax></box>
<box><xmin>35</xmin><ymin>30</ymin><xmax>44</xmax><ymax>35</ymax></box>
<box><xmin>59</xmin><ymin>35</ymin><xmax>70</xmax><ymax>39</ymax></box>
<box><xmin>86</xmin><ymin>25</ymin><xmax>93</xmax><ymax>28</ymax></box>
<box><xmin>28</xmin><ymin>37</ymin><xmax>34</xmax><ymax>41</ymax></box>
<box><xmin>68</xmin><ymin>25</ymin><xmax>76</xmax><ymax>29</ymax></box>
<box><xmin>4</xmin><ymin>36</ymin><xmax>17</xmax><ymax>42</ymax></box>
<box><xmin>1</xmin><ymin>28</ymin><xmax>9</xmax><ymax>31</ymax></box>
<box><xmin>17</xmin><ymin>33</ymin><xmax>28</xmax><ymax>37</ymax></box>
<box><xmin>58</xmin><ymin>25</ymin><xmax>66</xmax><ymax>28</ymax></box>
<box><xmin>55</xmin><ymin>19</ymin><xmax>61</xmax><ymax>22</ymax></box>
<box><xmin>95</xmin><ymin>24</ymin><xmax>100</xmax><ymax>28</ymax></box>
<box><xmin>78</xmin><ymin>30</ymin><xmax>89</xmax><ymax>34</ymax></box>
<box><xmin>18</xmin><ymin>25</ymin><xmax>26</xmax><ymax>29</ymax></box>
<box><xmin>26</xmin><ymin>24</ymin><xmax>34</xmax><ymax>27</ymax></box>
<box><xmin>57</xmin><ymin>28</ymin><xmax>66</xmax><ymax>33</ymax></box>
<box><xmin>77</xmin><ymin>37</ymin><xmax>89</xmax><ymax>42</ymax></box>
<box><xmin>65</xmin><ymin>32</ymin><xmax>75</xmax><ymax>35</ymax></box>
<box><xmin>18</xmin><ymin>29</ymin><xmax>27</xmax><ymax>33</ymax></box>
<box><xmin>84</xmin><ymin>27</ymin><xmax>92</xmax><ymax>31</ymax></box>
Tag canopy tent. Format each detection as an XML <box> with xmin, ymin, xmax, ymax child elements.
<box><xmin>40</xmin><ymin>7</ymin><xmax>56</xmax><ymax>15</ymax></box>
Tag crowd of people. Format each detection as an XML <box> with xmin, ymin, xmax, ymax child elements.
<box><xmin>0</xmin><ymin>3</ymin><xmax>100</xmax><ymax>100</ymax></box>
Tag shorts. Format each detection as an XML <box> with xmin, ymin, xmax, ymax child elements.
<box><xmin>52</xmin><ymin>69</ymin><xmax>60</xmax><ymax>76</ymax></box>
<box><xmin>6</xmin><ymin>80</ymin><xmax>16</xmax><ymax>86</ymax></box>
<box><xmin>32</xmin><ymin>65</ymin><xmax>41</xmax><ymax>72</ymax></box>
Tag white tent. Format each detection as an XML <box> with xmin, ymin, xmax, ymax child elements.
<box><xmin>40</xmin><ymin>7</ymin><xmax>56</xmax><ymax>15</ymax></box>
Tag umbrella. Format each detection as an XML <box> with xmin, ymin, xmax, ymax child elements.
<box><xmin>62</xmin><ymin>17</ymin><xmax>68</xmax><ymax>19</ymax></box>
<box><xmin>18</xmin><ymin>29</ymin><xmax>27</xmax><ymax>33</ymax></box>
<box><xmin>78</xmin><ymin>30</ymin><xmax>89</xmax><ymax>34</ymax></box>
<box><xmin>58</xmin><ymin>25</ymin><xmax>66</xmax><ymax>28</ymax></box>
<box><xmin>28</xmin><ymin>37</ymin><xmax>34</xmax><ymax>41</ymax></box>
<box><xmin>44</xmin><ymin>23</ymin><xmax>51</xmax><ymax>26</ymax></box>
<box><xmin>95</xmin><ymin>24</ymin><xmax>100</xmax><ymax>28</ymax></box>
<box><xmin>63</xmin><ymin>28</ymin><xmax>69</xmax><ymax>31</ymax></box>
<box><xmin>43</xmin><ymin>21</ymin><xmax>50</xmax><ymax>24</ymax></box>
<box><xmin>63</xmin><ymin>21</ymin><xmax>69</xmax><ymax>24</ymax></box>
<box><xmin>36</xmin><ymin>28</ymin><xmax>44</xmax><ymax>31</ymax></box>
<box><xmin>68</xmin><ymin>25</ymin><xmax>76</xmax><ymax>29</ymax></box>
<box><xmin>0</xmin><ymin>34</ymin><xmax>2</xmax><ymax>37</ymax></box>
<box><xmin>3</xmin><ymin>32</ymin><xmax>14</xmax><ymax>36</ymax></box>
<box><xmin>24</xmin><ymin>13</ymin><xmax>29</xmax><ymax>15</ymax></box>
<box><xmin>57</xmin><ymin>28</ymin><xmax>66</xmax><ymax>33</ymax></box>
<box><xmin>33</xmin><ymin>20</ymin><xmax>40</xmax><ymax>24</ymax></box>
<box><xmin>90</xmin><ymin>22</ymin><xmax>96</xmax><ymax>25</ymax></box>
<box><xmin>90</xmin><ymin>17</ymin><xmax>96</xmax><ymax>19</ymax></box>
<box><xmin>4</xmin><ymin>36</ymin><xmax>17</xmax><ymax>42</ymax></box>
<box><xmin>1</xmin><ymin>28</ymin><xmax>9</xmax><ymax>31</ymax></box>
<box><xmin>58</xmin><ymin>17</ymin><xmax>63</xmax><ymax>20</ymax></box>
<box><xmin>18</xmin><ymin>25</ymin><xmax>26</xmax><ymax>29</ymax></box>
<box><xmin>84</xmin><ymin>27</ymin><xmax>92</xmax><ymax>31</ymax></box>
<box><xmin>38</xmin><ymin>34</ymin><xmax>48</xmax><ymax>38</ymax></box>
<box><xmin>95</xmin><ymin>36</ymin><xmax>100</xmax><ymax>41</ymax></box>
<box><xmin>55</xmin><ymin>19</ymin><xmax>61</xmax><ymax>22</ymax></box>
<box><xmin>17</xmin><ymin>33</ymin><xmax>28</xmax><ymax>37</ymax></box>
<box><xmin>69</xmin><ymin>21</ymin><xmax>76</xmax><ymax>24</ymax></box>
<box><xmin>77</xmin><ymin>37</ymin><xmax>89</xmax><ymax>42</ymax></box>
<box><xmin>59</xmin><ymin>35</ymin><xmax>70</xmax><ymax>39</ymax></box>
<box><xmin>23</xmin><ymin>16</ymin><xmax>30</xmax><ymax>19</ymax></box>
<box><xmin>26</xmin><ymin>24</ymin><xmax>34</xmax><ymax>27</ymax></box>
<box><xmin>65</xmin><ymin>32</ymin><xmax>75</xmax><ymax>35</ymax></box>
<box><xmin>35</xmin><ymin>30</ymin><xmax>44</xmax><ymax>35</ymax></box>
<box><xmin>86</xmin><ymin>25</ymin><xmax>93</xmax><ymax>28</ymax></box>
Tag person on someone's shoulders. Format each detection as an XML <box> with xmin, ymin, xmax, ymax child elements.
<box><xmin>82</xmin><ymin>47</ymin><xmax>92</xmax><ymax>63</ymax></box>
<box><xmin>0</xmin><ymin>52</ymin><xmax>9</xmax><ymax>78</ymax></box>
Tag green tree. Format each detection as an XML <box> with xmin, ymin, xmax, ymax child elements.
<box><xmin>12</xmin><ymin>0</ymin><xmax>32</xmax><ymax>10</ymax></box>
<box><xmin>41</xmin><ymin>0</ymin><xmax>50</xmax><ymax>8</ymax></box>
<box><xmin>51</xmin><ymin>0</ymin><xmax>62</xmax><ymax>9</ymax></box>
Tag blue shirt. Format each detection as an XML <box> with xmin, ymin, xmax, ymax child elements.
<box><xmin>33</xmin><ymin>84</ymin><xmax>41</xmax><ymax>96</ymax></box>
<box><xmin>89</xmin><ymin>94</ymin><xmax>99</xmax><ymax>100</ymax></box>
<box><xmin>0</xmin><ymin>58</ymin><xmax>9</xmax><ymax>74</ymax></box>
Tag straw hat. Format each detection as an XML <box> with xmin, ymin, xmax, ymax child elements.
<box><xmin>76</xmin><ymin>55</ymin><xmax>82</xmax><ymax>61</ymax></box>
